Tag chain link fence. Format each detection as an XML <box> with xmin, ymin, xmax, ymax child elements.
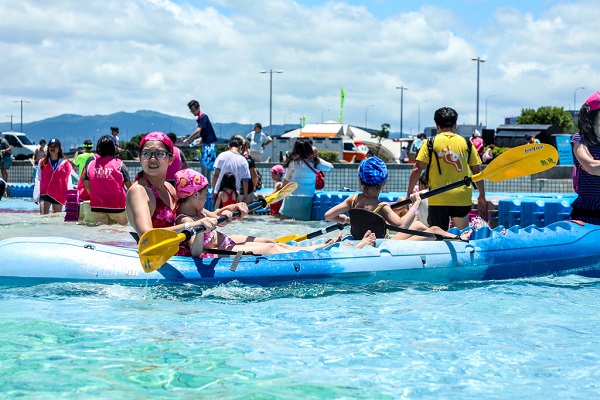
<box><xmin>6</xmin><ymin>160</ymin><xmax>574</xmax><ymax>194</ymax></box>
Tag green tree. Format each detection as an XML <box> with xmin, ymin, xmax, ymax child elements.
<box><xmin>516</xmin><ymin>106</ymin><xmax>575</xmax><ymax>133</ymax></box>
<box><xmin>371</xmin><ymin>123</ymin><xmax>390</xmax><ymax>157</ymax></box>
<box><xmin>120</xmin><ymin>133</ymin><xmax>147</xmax><ymax>160</ymax></box>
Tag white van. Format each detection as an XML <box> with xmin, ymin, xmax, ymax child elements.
<box><xmin>1</xmin><ymin>132</ymin><xmax>37</xmax><ymax>160</ymax></box>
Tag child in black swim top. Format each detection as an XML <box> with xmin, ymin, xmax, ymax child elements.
<box><xmin>324</xmin><ymin>157</ymin><xmax>472</xmax><ymax>242</ymax></box>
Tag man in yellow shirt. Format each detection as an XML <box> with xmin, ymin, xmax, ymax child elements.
<box><xmin>406</xmin><ymin>107</ymin><xmax>487</xmax><ymax>230</ymax></box>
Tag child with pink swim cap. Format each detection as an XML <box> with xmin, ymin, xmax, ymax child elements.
<box><xmin>269</xmin><ymin>165</ymin><xmax>285</xmax><ymax>216</ymax></box>
<box><xmin>174</xmin><ymin>168</ymin><xmax>342</xmax><ymax>257</ymax></box>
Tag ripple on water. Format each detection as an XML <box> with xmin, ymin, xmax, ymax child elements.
<box><xmin>2</xmin><ymin>200</ymin><xmax>600</xmax><ymax>398</ymax></box>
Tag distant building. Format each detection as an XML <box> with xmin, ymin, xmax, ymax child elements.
<box><xmin>494</xmin><ymin>124</ymin><xmax>559</xmax><ymax>147</ymax></box>
<box><xmin>423</xmin><ymin>124</ymin><xmax>484</xmax><ymax>138</ymax></box>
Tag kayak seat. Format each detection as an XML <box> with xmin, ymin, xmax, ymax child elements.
<box><xmin>348</xmin><ymin>209</ymin><xmax>388</xmax><ymax>239</ymax></box>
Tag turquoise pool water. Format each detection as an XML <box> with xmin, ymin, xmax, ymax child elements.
<box><xmin>1</xmin><ymin>199</ymin><xmax>599</xmax><ymax>399</ymax></box>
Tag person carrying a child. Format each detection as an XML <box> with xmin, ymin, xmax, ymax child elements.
<box><xmin>269</xmin><ymin>164</ymin><xmax>285</xmax><ymax>216</ymax></box>
<box><xmin>174</xmin><ymin>168</ymin><xmax>343</xmax><ymax>257</ymax></box>
<box><xmin>324</xmin><ymin>157</ymin><xmax>471</xmax><ymax>242</ymax></box>
<box><xmin>214</xmin><ymin>172</ymin><xmax>239</xmax><ymax>209</ymax></box>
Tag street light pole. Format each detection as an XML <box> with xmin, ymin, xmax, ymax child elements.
<box><xmin>574</xmin><ymin>86</ymin><xmax>586</xmax><ymax>112</ymax></box>
<box><xmin>485</xmin><ymin>94</ymin><xmax>496</xmax><ymax>127</ymax></box>
<box><xmin>259</xmin><ymin>69</ymin><xmax>284</xmax><ymax>138</ymax></box>
<box><xmin>364</xmin><ymin>105</ymin><xmax>374</xmax><ymax>130</ymax></box>
<box><xmin>5</xmin><ymin>114</ymin><xmax>15</xmax><ymax>131</ymax></box>
<box><xmin>395</xmin><ymin>86</ymin><xmax>408</xmax><ymax>137</ymax></box>
<box><xmin>471</xmin><ymin>57</ymin><xmax>486</xmax><ymax>127</ymax></box>
<box><xmin>13</xmin><ymin>99</ymin><xmax>31</xmax><ymax>132</ymax></box>
<box><xmin>418</xmin><ymin>101</ymin><xmax>427</xmax><ymax>135</ymax></box>
<box><xmin>321</xmin><ymin>109</ymin><xmax>330</xmax><ymax>123</ymax></box>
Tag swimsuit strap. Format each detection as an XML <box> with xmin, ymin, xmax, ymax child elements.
<box><xmin>350</xmin><ymin>193</ymin><xmax>359</xmax><ymax>208</ymax></box>
<box><xmin>151</xmin><ymin>182</ymin><xmax>176</xmax><ymax>202</ymax></box>
<box><xmin>373</xmin><ymin>202</ymin><xmax>389</xmax><ymax>214</ymax></box>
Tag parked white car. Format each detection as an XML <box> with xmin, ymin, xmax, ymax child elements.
<box><xmin>1</xmin><ymin>132</ymin><xmax>37</xmax><ymax>160</ymax></box>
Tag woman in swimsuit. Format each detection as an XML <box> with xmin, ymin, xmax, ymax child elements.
<box><xmin>126</xmin><ymin>132</ymin><xmax>223</xmax><ymax>243</ymax></box>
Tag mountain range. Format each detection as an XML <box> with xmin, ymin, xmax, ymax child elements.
<box><xmin>0</xmin><ymin>110</ymin><xmax>301</xmax><ymax>149</ymax></box>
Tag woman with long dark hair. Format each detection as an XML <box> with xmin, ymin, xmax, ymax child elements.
<box><xmin>35</xmin><ymin>138</ymin><xmax>73</xmax><ymax>215</ymax></box>
<box><xmin>571</xmin><ymin>91</ymin><xmax>600</xmax><ymax>224</ymax></box>
<box><xmin>279</xmin><ymin>137</ymin><xmax>333</xmax><ymax>220</ymax></box>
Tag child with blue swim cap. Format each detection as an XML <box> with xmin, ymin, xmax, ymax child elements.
<box><xmin>324</xmin><ymin>157</ymin><xmax>472</xmax><ymax>243</ymax></box>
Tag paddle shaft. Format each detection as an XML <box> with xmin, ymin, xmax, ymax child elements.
<box><xmin>391</xmin><ymin>176</ymin><xmax>473</xmax><ymax>210</ymax></box>
<box><xmin>305</xmin><ymin>223</ymin><xmax>346</xmax><ymax>240</ymax></box>
<box><xmin>385</xmin><ymin>223</ymin><xmax>450</xmax><ymax>240</ymax></box>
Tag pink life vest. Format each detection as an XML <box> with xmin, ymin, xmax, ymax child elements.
<box><xmin>166</xmin><ymin>147</ymin><xmax>182</xmax><ymax>182</ymax></box>
<box><xmin>77</xmin><ymin>154</ymin><xmax>99</xmax><ymax>201</ymax></box>
<box><xmin>77</xmin><ymin>174</ymin><xmax>89</xmax><ymax>201</ymax></box>
<box><xmin>87</xmin><ymin>156</ymin><xmax>126</xmax><ymax>211</ymax></box>
<box><xmin>39</xmin><ymin>158</ymin><xmax>72</xmax><ymax>205</ymax></box>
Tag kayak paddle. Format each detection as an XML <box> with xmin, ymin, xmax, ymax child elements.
<box><xmin>274</xmin><ymin>223</ymin><xmax>347</xmax><ymax>244</ymax></box>
<box><xmin>275</xmin><ymin>143</ymin><xmax>558</xmax><ymax>242</ymax></box>
<box><xmin>138</xmin><ymin>182</ymin><xmax>298</xmax><ymax>272</ymax></box>
<box><xmin>389</xmin><ymin>142</ymin><xmax>559</xmax><ymax>209</ymax></box>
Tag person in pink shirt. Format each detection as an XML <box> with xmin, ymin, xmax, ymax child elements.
<box><xmin>35</xmin><ymin>138</ymin><xmax>73</xmax><ymax>215</ymax></box>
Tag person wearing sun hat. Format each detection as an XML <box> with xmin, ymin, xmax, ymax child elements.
<box><xmin>471</xmin><ymin>130</ymin><xmax>485</xmax><ymax>157</ymax></box>
<box><xmin>126</xmin><ymin>132</ymin><xmax>218</xmax><ymax>245</ymax></box>
<box><xmin>570</xmin><ymin>91</ymin><xmax>600</xmax><ymax>225</ymax></box>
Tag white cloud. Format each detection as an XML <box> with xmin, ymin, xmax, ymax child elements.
<box><xmin>0</xmin><ymin>0</ymin><xmax>598</xmax><ymax>132</ymax></box>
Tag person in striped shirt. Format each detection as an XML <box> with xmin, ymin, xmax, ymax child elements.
<box><xmin>571</xmin><ymin>91</ymin><xmax>600</xmax><ymax>224</ymax></box>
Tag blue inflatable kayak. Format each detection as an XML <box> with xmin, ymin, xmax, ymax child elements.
<box><xmin>1</xmin><ymin>221</ymin><xmax>599</xmax><ymax>286</ymax></box>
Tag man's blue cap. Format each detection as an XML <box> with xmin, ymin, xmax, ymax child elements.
<box><xmin>358</xmin><ymin>156</ymin><xmax>388</xmax><ymax>186</ymax></box>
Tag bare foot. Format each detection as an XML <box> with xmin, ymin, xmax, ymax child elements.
<box><xmin>460</xmin><ymin>229</ymin><xmax>473</xmax><ymax>241</ymax></box>
<box><xmin>355</xmin><ymin>230</ymin><xmax>376</xmax><ymax>249</ymax></box>
<box><xmin>323</xmin><ymin>233</ymin><xmax>343</xmax><ymax>246</ymax></box>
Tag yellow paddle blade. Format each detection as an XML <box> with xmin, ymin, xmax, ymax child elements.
<box><xmin>274</xmin><ymin>233</ymin><xmax>307</xmax><ymax>243</ymax></box>
<box><xmin>474</xmin><ymin>143</ymin><xmax>558</xmax><ymax>183</ymax></box>
<box><xmin>264</xmin><ymin>182</ymin><xmax>298</xmax><ymax>205</ymax></box>
<box><xmin>138</xmin><ymin>229</ymin><xmax>187</xmax><ymax>273</ymax></box>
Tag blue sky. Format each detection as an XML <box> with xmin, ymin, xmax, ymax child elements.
<box><xmin>0</xmin><ymin>0</ymin><xmax>597</xmax><ymax>135</ymax></box>
<box><xmin>295</xmin><ymin>0</ymin><xmax>555</xmax><ymax>25</ymax></box>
